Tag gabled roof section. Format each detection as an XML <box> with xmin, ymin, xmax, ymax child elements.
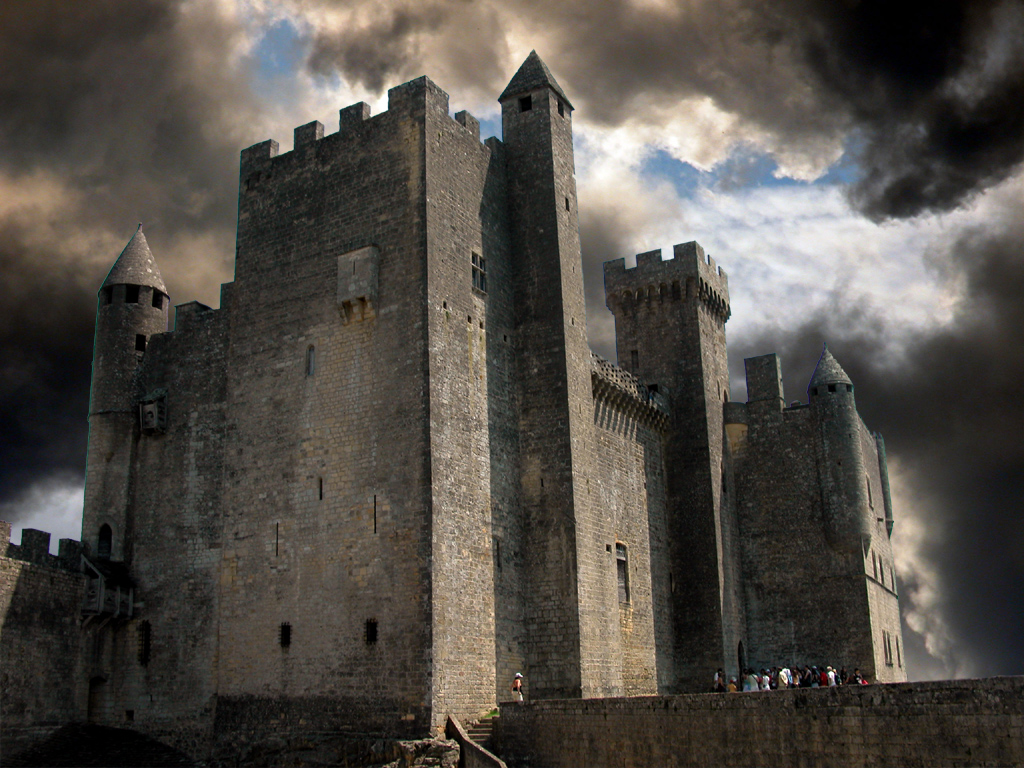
<box><xmin>809</xmin><ymin>344</ymin><xmax>853</xmax><ymax>388</ymax></box>
<box><xmin>499</xmin><ymin>50</ymin><xmax>573</xmax><ymax>108</ymax></box>
<box><xmin>102</xmin><ymin>225</ymin><xmax>167</xmax><ymax>294</ymax></box>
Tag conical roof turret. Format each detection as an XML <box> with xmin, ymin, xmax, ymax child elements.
<box><xmin>102</xmin><ymin>225</ymin><xmax>166</xmax><ymax>294</ymax></box>
<box><xmin>809</xmin><ymin>344</ymin><xmax>853</xmax><ymax>389</ymax></box>
<box><xmin>499</xmin><ymin>50</ymin><xmax>573</xmax><ymax>108</ymax></box>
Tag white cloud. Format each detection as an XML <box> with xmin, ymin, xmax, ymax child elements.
<box><xmin>2</xmin><ymin>479</ymin><xmax>85</xmax><ymax>555</ymax></box>
<box><xmin>889</xmin><ymin>460</ymin><xmax>978</xmax><ymax>679</ymax></box>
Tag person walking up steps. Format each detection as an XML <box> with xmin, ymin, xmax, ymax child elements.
<box><xmin>512</xmin><ymin>673</ymin><xmax>524</xmax><ymax>701</ymax></box>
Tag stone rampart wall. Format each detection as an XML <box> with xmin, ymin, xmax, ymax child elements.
<box><xmin>498</xmin><ymin>678</ymin><xmax>1024</xmax><ymax>767</ymax></box>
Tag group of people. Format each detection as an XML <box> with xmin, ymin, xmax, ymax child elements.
<box><xmin>713</xmin><ymin>665</ymin><xmax>870</xmax><ymax>692</ymax></box>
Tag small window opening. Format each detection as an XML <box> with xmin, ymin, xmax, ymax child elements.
<box><xmin>365</xmin><ymin>619</ymin><xmax>378</xmax><ymax>644</ymax></box>
<box><xmin>630</xmin><ymin>350</ymin><xmax>639</xmax><ymax>373</ymax></box>
<box><xmin>519</xmin><ymin>95</ymin><xmax>532</xmax><ymax>112</ymax></box>
<box><xmin>318</xmin><ymin>477</ymin><xmax>323</xmax><ymax>501</ymax></box>
<box><xmin>152</xmin><ymin>291</ymin><xmax>163</xmax><ymax>309</ymax></box>
<box><xmin>279</xmin><ymin>622</ymin><xmax>292</xmax><ymax>648</ymax></box>
<box><xmin>671</xmin><ymin>281</ymin><xmax>681</xmax><ymax>301</ymax></box>
<box><xmin>616</xmin><ymin>543</ymin><xmax>630</xmax><ymax>603</ymax></box>
<box><xmin>373</xmin><ymin>494</ymin><xmax>377</xmax><ymax>534</ymax></box>
<box><xmin>557</xmin><ymin>99</ymin><xmax>565</xmax><ymax>117</ymax></box>
<box><xmin>828</xmin><ymin>383</ymin><xmax>837</xmax><ymax>393</ymax></box>
<box><xmin>442</xmin><ymin>301</ymin><xmax>447</xmax><ymax>309</ymax></box>
<box><xmin>125</xmin><ymin>284</ymin><xmax>140</xmax><ymax>304</ymax></box>
<box><xmin>565</xmin><ymin>196</ymin><xmax>570</xmax><ymax>211</ymax></box>
<box><xmin>137</xmin><ymin>621</ymin><xmax>152</xmax><ymax>666</ymax></box>
<box><xmin>98</xmin><ymin>524</ymin><xmax>112</xmax><ymax>560</ymax></box>
<box><xmin>125</xmin><ymin>710</ymin><xmax>134</xmax><ymax>722</ymax></box>
<box><xmin>275</xmin><ymin>522</ymin><xmax>279</xmax><ymax>556</ymax></box>
<box><xmin>101</xmin><ymin>287</ymin><xmax>113</xmax><ymax>306</ymax></box>
<box><xmin>135</xmin><ymin>334</ymin><xmax>147</xmax><ymax>353</ymax></box>
<box><xmin>896</xmin><ymin>637</ymin><xmax>902</xmax><ymax>667</ymax></box>
<box><xmin>494</xmin><ymin>537</ymin><xmax>502</xmax><ymax>570</ymax></box>
<box><xmin>669</xmin><ymin>572</ymin><xmax>675</xmax><ymax>594</ymax></box>
<box><xmin>866</xmin><ymin>476</ymin><xmax>873</xmax><ymax>508</ymax></box>
<box><xmin>472</xmin><ymin>252</ymin><xmax>487</xmax><ymax>293</ymax></box>
<box><xmin>306</xmin><ymin>345</ymin><xmax>315</xmax><ymax>376</ymax></box>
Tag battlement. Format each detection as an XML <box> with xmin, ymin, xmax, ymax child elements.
<box><xmin>1</xmin><ymin>520</ymin><xmax>83</xmax><ymax>573</ymax></box>
<box><xmin>240</xmin><ymin>76</ymin><xmax>492</xmax><ymax>177</ymax></box>
<box><xmin>604</xmin><ymin>241</ymin><xmax>730</xmax><ymax>321</ymax></box>
<box><xmin>591</xmin><ymin>353</ymin><xmax>670</xmax><ymax>430</ymax></box>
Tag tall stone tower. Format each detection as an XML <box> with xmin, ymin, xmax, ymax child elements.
<box><xmin>502</xmin><ymin>52</ymin><xmax>618</xmax><ymax>698</ymax></box>
<box><xmin>603</xmin><ymin>242</ymin><xmax>739</xmax><ymax>689</ymax></box>
<box><xmin>82</xmin><ymin>226</ymin><xmax>169</xmax><ymax>563</ymax></box>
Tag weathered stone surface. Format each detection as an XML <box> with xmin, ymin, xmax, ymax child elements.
<box><xmin>499</xmin><ymin>678</ymin><xmax>1024</xmax><ymax>768</ymax></box>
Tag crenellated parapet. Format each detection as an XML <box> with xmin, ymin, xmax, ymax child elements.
<box><xmin>1</xmin><ymin>521</ymin><xmax>83</xmax><ymax>573</ymax></box>
<box><xmin>591</xmin><ymin>353</ymin><xmax>670</xmax><ymax>430</ymax></box>
<box><xmin>604</xmin><ymin>241</ymin><xmax>730</xmax><ymax>322</ymax></box>
<box><xmin>239</xmin><ymin>77</ymin><xmax>495</xmax><ymax>184</ymax></box>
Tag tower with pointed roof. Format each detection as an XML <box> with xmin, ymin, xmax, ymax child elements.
<box><xmin>83</xmin><ymin>225</ymin><xmax>169</xmax><ymax>564</ymax></box>
<box><xmin>500</xmin><ymin>50</ymin><xmax>619</xmax><ymax>699</ymax></box>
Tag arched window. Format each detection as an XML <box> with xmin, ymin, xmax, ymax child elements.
<box><xmin>306</xmin><ymin>345</ymin><xmax>315</xmax><ymax>376</ymax></box>
<box><xmin>98</xmin><ymin>524</ymin><xmax>112</xmax><ymax>560</ymax></box>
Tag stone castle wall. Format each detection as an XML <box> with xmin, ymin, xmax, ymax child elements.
<box><xmin>0</xmin><ymin>526</ymin><xmax>86</xmax><ymax>755</ymax></box>
<box><xmin>498</xmin><ymin>678</ymin><xmax>1024</xmax><ymax>768</ymax></box>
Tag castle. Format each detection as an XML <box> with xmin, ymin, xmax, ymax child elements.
<box><xmin>1</xmin><ymin>52</ymin><xmax>905</xmax><ymax>757</ymax></box>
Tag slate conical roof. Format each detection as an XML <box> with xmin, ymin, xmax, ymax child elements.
<box><xmin>809</xmin><ymin>344</ymin><xmax>853</xmax><ymax>388</ymax></box>
<box><xmin>499</xmin><ymin>50</ymin><xmax>573</xmax><ymax>108</ymax></box>
<box><xmin>102</xmin><ymin>225</ymin><xmax>167</xmax><ymax>294</ymax></box>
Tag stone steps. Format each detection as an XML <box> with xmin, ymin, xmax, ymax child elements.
<box><xmin>466</xmin><ymin>717</ymin><xmax>496</xmax><ymax>750</ymax></box>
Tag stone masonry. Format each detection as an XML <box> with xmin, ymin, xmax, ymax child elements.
<box><xmin>1</xmin><ymin>51</ymin><xmax>906</xmax><ymax>763</ymax></box>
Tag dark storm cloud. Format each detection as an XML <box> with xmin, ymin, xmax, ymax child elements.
<box><xmin>729</xmin><ymin>206</ymin><xmax>1024</xmax><ymax>677</ymax></box>
<box><xmin>305</xmin><ymin>0</ymin><xmax>1024</xmax><ymax>219</ymax></box>
<box><xmin>0</xmin><ymin>0</ymin><xmax>257</xmax><ymax>512</ymax></box>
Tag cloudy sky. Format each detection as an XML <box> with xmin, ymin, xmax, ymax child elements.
<box><xmin>2</xmin><ymin>0</ymin><xmax>1023</xmax><ymax>681</ymax></box>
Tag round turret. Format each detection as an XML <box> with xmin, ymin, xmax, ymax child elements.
<box><xmin>82</xmin><ymin>226</ymin><xmax>170</xmax><ymax>562</ymax></box>
<box><xmin>809</xmin><ymin>345</ymin><xmax>871</xmax><ymax>554</ymax></box>
<box><xmin>90</xmin><ymin>225</ymin><xmax>170</xmax><ymax>415</ymax></box>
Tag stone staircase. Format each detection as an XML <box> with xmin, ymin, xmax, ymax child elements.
<box><xmin>465</xmin><ymin>716</ymin><xmax>497</xmax><ymax>751</ymax></box>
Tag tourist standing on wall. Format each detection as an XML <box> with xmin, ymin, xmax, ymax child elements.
<box><xmin>512</xmin><ymin>673</ymin><xmax>524</xmax><ymax>701</ymax></box>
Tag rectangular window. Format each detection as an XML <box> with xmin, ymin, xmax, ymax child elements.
<box><xmin>472</xmin><ymin>252</ymin><xmax>487</xmax><ymax>293</ymax></box>
<box><xmin>279</xmin><ymin>622</ymin><xmax>292</xmax><ymax>648</ymax></box>
<box><xmin>125</xmin><ymin>284</ymin><xmax>140</xmax><ymax>304</ymax></box>
<box><xmin>896</xmin><ymin>637</ymin><xmax>902</xmax><ymax>667</ymax></box>
<box><xmin>152</xmin><ymin>291</ymin><xmax>163</xmax><ymax>309</ymax></box>
<box><xmin>365</xmin><ymin>619</ymin><xmax>378</xmax><ymax>644</ymax></box>
<box><xmin>137</xmin><ymin>621</ymin><xmax>152</xmax><ymax>666</ymax></box>
<box><xmin>616</xmin><ymin>543</ymin><xmax>629</xmax><ymax>603</ymax></box>
<box><xmin>519</xmin><ymin>95</ymin><xmax>532</xmax><ymax>112</ymax></box>
<box><xmin>101</xmin><ymin>287</ymin><xmax>113</xmax><ymax>306</ymax></box>
<box><xmin>557</xmin><ymin>99</ymin><xmax>565</xmax><ymax>117</ymax></box>
<box><xmin>135</xmin><ymin>334</ymin><xmax>147</xmax><ymax>353</ymax></box>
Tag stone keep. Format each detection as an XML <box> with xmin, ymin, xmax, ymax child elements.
<box><xmin>1</xmin><ymin>51</ymin><xmax>905</xmax><ymax>756</ymax></box>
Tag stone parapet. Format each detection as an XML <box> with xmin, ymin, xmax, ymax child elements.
<box><xmin>499</xmin><ymin>678</ymin><xmax>1024</xmax><ymax>767</ymax></box>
